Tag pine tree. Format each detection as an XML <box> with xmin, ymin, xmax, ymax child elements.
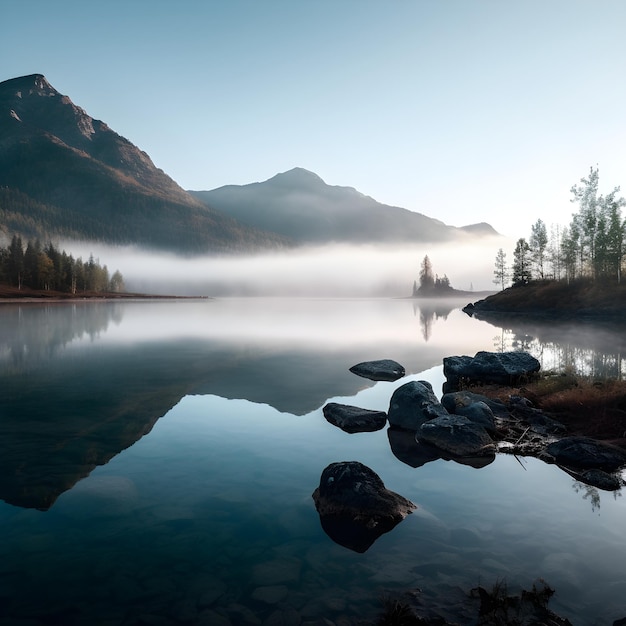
<box><xmin>529</xmin><ymin>219</ymin><xmax>548</xmax><ymax>279</ymax></box>
<box><xmin>512</xmin><ymin>238</ymin><xmax>532</xmax><ymax>286</ymax></box>
<box><xmin>419</xmin><ymin>255</ymin><xmax>435</xmax><ymax>290</ymax></box>
<box><xmin>493</xmin><ymin>248</ymin><xmax>509</xmax><ymax>290</ymax></box>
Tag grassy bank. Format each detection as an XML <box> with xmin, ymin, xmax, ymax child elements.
<box><xmin>468</xmin><ymin>370</ymin><xmax>626</xmax><ymax>450</ymax></box>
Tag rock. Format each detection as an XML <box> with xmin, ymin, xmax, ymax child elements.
<box><xmin>251</xmin><ymin>585</ymin><xmax>289</xmax><ymax>605</ymax></box>
<box><xmin>443</xmin><ymin>351</ymin><xmax>541</xmax><ymax>388</ymax></box>
<box><xmin>263</xmin><ymin>608</ymin><xmax>301</xmax><ymax>626</ymax></box>
<box><xmin>454</xmin><ymin>401</ymin><xmax>497</xmax><ymax>436</ymax></box>
<box><xmin>311</xmin><ymin>461</ymin><xmax>416</xmax><ymax>553</ymax></box>
<box><xmin>322</xmin><ymin>403</ymin><xmax>387</xmax><ymax>433</ymax></box>
<box><xmin>546</xmin><ymin>436</ymin><xmax>626</xmax><ymax>472</ymax></box>
<box><xmin>387</xmin><ymin>380</ymin><xmax>449</xmax><ymax>431</ymax></box>
<box><xmin>419</xmin><ymin>414</ymin><xmax>495</xmax><ymax>457</ymax></box>
<box><xmin>349</xmin><ymin>359</ymin><xmax>405</xmax><ymax>381</ymax></box>
<box><xmin>441</xmin><ymin>390</ymin><xmax>509</xmax><ymax>419</ymax></box>
<box><xmin>251</xmin><ymin>559</ymin><xmax>301</xmax><ymax>586</ymax></box>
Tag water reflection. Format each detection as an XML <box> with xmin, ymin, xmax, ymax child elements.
<box><xmin>2</xmin><ymin>299</ymin><xmax>625</xmax><ymax>515</ymax></box>
<box><xmin>1</xmin><ymin>300</ymin><xmax>626</xmax><ymax>624</ymax></box>
<box><xmin>0</xmin><ymin>302</ymin><xmax>122</xmax><ymax>370</ymax></box>
<box><xmin>412</xmin><ymin>299</ymin><xmax>456</xmax><ymax>341</ymax></box>
<box><xmin>387</xmin><ymin>426</ymin><xmax>495</xmax><ymax>469</ymax></box>
<box><xmin>0</xmin><ymin>299</ymin><xmax>492</xmax><ymax>510</ymax></box>
<box><xmin>478</xmin><ymin>313</ymin><xmax>626</xmax><ymax>379</ymax></box>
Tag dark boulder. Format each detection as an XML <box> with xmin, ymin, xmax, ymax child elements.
<box><xmin>419</xmin><ymin>414</ymin><xmax>495</xmax><ymax>457</ymax></box>
<box><xmin>462</xmin><ymin>302</ymin><xmax>475</xmax><ymax>316</ymax></box>
<box><xmin>546</xmin><ymin>436</ymin><xmax>626</xmax><ymax>472</ymax></box>
<box><xmin>349</xmin><ymin>359</ymin><xmax>405</xmax><ymax>382</ymax></box>
<box><xmin>441</xmin><ymin>390</ymin><xmax>509</xmax><ymax>419</ymax></box>
<box><xmin>311</xmin><ymin>461</ymin><xmax>416</xmax><ymax>553</ymax></box>
<box><xmin>388</xmin><ymin>380</ymin><xmax>449</xmax><ymax>431</ymax></box>
<box><xmin>322</xmin><ymin>403</ymin><xmax>387</xmax><ymax>433</ymax></box>
<box><xmin>443</xmin><ymin>351</ymin><xmax>540</xmax><ymax>388</ymax></box>
<box><xmin>453</xmin><ymin>401</ymin><xmax>497</xmax><ymax>436</ymax></box>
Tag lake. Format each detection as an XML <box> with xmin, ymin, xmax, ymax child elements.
<box><xmin>0</xmin><ymin>298</ymin><xmax>624</xmax><ymax>625</ymax></box>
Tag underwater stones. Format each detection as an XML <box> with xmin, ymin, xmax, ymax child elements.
<box><xmin>387</xmin><ymin>380</ymin><xmax>448</xmax><ymax>431</ymax></box>
<box><xmin>263</xmin><ymin>608</ymin><xmax>301</xmax><ymax>626</ymax></box>
<box><xmin>419</xmin><ymin>414</ymin><xmax>495</xmax><ymax>458</ymax></box>
<box><xmin>349</xmin><ymin>359</ymin><xmax>405</xmax><ymax>381</ymax></box>
<box><xmin>443</xmin><ymin>351</ymin><xmax>540</xmax><ymax>388</ymax></box>
<box><xmin>251</xmin><ymin>558</ymin><xmax>301</xmax><ymax>586</ymax></box>
<box><xmin>322</xmin><ymin>402</ymin><xmax>387</xmax><ymax>433</ymax></box>
<box><xmin>312</xmin><ymin>461</ymin><xmax>416</xmax><ymax>553</ymax></box>
<box><xmin>251</xmin><ymin>585</ymin><xmax>289</xmax><ymax>605</ymax></box>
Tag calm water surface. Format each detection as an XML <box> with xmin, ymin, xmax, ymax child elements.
<box><xmin>0</xmin><ymin>298</ymin><xmax>624</xmax><ymax>625</ymax></box>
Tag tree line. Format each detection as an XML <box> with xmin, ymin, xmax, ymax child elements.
<box><xmin>494</xmin><ymin>167</ymin><xmax>626</xmax><ymax>289</ymax></box>
<box><xmin>0</xmin><ymin>235</ymin><xmax>125</xmax><ymax>293</ymax></box>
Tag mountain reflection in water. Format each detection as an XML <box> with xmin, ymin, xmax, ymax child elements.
<box><xmin>0</xmin><ymin>299</ymin><xmax>625</xmax><ymax>625</ymax></box>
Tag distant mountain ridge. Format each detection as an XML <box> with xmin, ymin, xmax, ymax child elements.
<box><xmin>190</xmin><ymin>168</ymin><xmax>499</xmax><ymax>244</ymax></box>
<box><xmin>0</xmin><ymin>74</ymin><xmax>498</xmax><ymax>253</ymax></box>
<box><xmin>0</xmin><ymin>74</ymin><xmax>288</xmax><ymax>253</ymax></box>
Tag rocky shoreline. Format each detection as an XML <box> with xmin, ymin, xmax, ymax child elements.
<box><xmin>315</xmin><ymin>351</ymin><xmax>626</xmax><ymax>625</ymax></box>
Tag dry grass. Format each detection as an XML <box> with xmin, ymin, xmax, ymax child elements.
<box><xmin>468</xmin><ymin>371</ymin><xmax>626</xmax><ymax>448</ymax></box>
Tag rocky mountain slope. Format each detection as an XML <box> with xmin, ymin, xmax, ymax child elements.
<box><xmin>0</xmin><ymin>74</ymin><xmax>288</xmax><ymax>253</ymax></box>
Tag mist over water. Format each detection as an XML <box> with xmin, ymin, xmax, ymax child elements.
<box><xmin>66</xmin><ymin>237</ymin><xmax>506</xmax><ymax>297</ymax></box>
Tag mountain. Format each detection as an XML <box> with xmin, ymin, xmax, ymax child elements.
<box><xmin>190</xmin><ymin>167</ymin><xmax>499</xmax><ymax>244</ymax></box>
<box><xmin>0</xmin><ymin>74</ymin><xmax>288</xmax><ymax>253</ymax></box>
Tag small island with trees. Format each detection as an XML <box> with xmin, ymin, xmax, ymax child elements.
<box><xmin>410</xmin><ymin>254</ymin><xmax>491</xmax><ymax>298</ymax></box>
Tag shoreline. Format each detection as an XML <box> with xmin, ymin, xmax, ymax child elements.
<box><xmin>0</xmin><ymin>285</ymin><xmax>211</xmax><ymax>303</ymax></box>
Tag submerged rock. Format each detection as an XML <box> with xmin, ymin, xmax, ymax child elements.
<box><xmin>349</xmin><ymin>359</ymin><xmax>406</xmax><ymax>381</ymax></box>
<box><xmin>312</xmin><ymin>461</ymin><xmax>416</xmax><ymax>552</ymax></box>
<box><xmin>388</xmin><ymin>380</ymin><xmax>449</xmax><ymax>431</ymax></box>
<box><xmin>322</xmin><ymin>403</ymin><xmax>387</xmax><ymax>433</ymax></box>
<box><xmin>443</xmin><ymin>351</ymin><xmax>540</xmax><ymax>388</ymax></box>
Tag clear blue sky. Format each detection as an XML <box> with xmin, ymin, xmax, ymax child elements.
<box><xmin>2</xmin><ymin>0</ymin><xmax>625</xmax><ymax>238</ymax></box>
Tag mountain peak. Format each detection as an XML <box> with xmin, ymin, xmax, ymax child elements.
<box><xmin>0</xmin><ymin>74</ymin><xmax>57</xmax><ymax>97</ymax></box>
<box><xmin>269</xmin><ymin>167</ymin><xmax>325</xmax><ymax>187</ymax></box>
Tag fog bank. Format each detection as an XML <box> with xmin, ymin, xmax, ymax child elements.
<box><xmin>65</xmin><ymin>238</ymin><xmax>508</xmax><ymax>297</ymax></box>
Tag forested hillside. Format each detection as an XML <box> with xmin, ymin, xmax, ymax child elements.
<box><xmin>0</xmin><ymin>234</ymin><xmax>123</xmax><ymax>294</ymax></box>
